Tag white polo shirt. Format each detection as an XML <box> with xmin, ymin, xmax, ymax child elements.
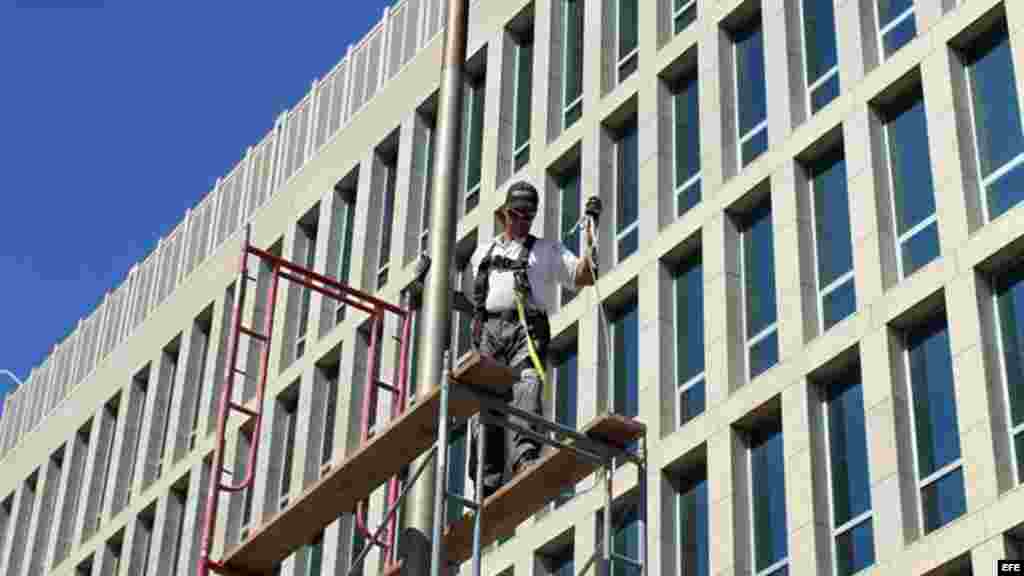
<box><xmin>469</xmin><ymin>234</ymin><xmax>580</xmax><ymax>313</ymax></box>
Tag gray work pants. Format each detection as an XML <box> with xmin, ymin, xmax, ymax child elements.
<box><xmin>467</xmin><ymin>314</ymin><xmax>550</xmax><ymax>497</ymax></box>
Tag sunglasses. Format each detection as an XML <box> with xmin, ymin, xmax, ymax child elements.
<box><xmin>507</xmin><ymin>209</ymin><xmax>536</xmax><ymax>221</ymax></box>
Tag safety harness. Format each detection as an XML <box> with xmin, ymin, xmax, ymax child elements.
<box><xmin>472</xmin><ymin>234</ymin><xmax>549</xmax><ymax>387</ymax></box>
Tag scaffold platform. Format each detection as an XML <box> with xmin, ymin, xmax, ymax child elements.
<box><xmin>215</xmin><ymin>353</ymin><xmax>644</xmax><ymax>574</ymax></box>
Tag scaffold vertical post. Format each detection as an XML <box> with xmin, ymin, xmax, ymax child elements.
<box><xmin>604</xmin><ymin>458</ymin><xmax>613</xmax><ymax>576</ymax></box>
<box><xmin>472</xmin><ymin>414</ymin><xmax>485</xmax><ymax>576</ymax></box>
<box><xmin>431</xmin><ymin>349</ymin><xmax>452</xmax><ymax>576</ymax></box>
<box><xmin>639</xmin><ymin>436</ymin><xmax>648</xmax><ymax>576</ymax></box>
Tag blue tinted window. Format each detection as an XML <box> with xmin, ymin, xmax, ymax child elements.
<box><xmin>811</xmin><ymin>74</ymin><xmax>840</xmax><ymax>115</ymax></box>
<box><xmin>676</xmin><ymin>255</ymin><xmax>705</xmax><ymax>427</ymax></box>
<box><xmin>749</xmin><ymin>332</ymin><xmax>779</xmax><ymax>380</ymax></box>
<box><xmin>555</xmin><ymin>345</ymin><xmax>578</xmax><ymax>506</ymax></box>
<box><xmin>906</xmin><ymin>316</ymin><xmax>962</xmax><ymax>478</ymax></box>
<box><xmin>885</xmin><ymin>93</ymin><xmax>939</xmax><ymax>276</ymax></box>
<box><xmin>735</xmin><ymin>22</ymin><xmax>767</xmax><ymax>136</ymax></box>
<box><xmin>618</xmin><ymin>0</ymin><xmax>638</xmax><ymax>60</ymax></box>
<box><xmin>679</xmin><ymin>381</ymin><xmax>706</xmax><ymax>427</ymax></box>
<box><xmin>803</xmin><ymin>0</ymin><xmax>838</xmax><ymax>85</ymax></box>
<box><xmin>809</xmin><ymin>148</ymin><xmax>856</xmax><ymax>329</ymax></box>
<box><xmin>742</xmin><ymin>200</ymin><xmax>777</xmax><ymax>338</ymax></box>
<box><xmin>613</xmin><ymin>301</ymin><xmax>639</xmax><ymax>418</ymax></box>
<box><xmin>877</xmin><ymin>0</ymin><xmax>916</xmax><ymax>57</ymax></box>
<box><xmin>751</xmin><ymin>425</ymin><xmax>787</xmax><ymax>572</ymax></box>
<box><xmin>564</xmin><ymin>0</ymin><xmax>584</xmax><ymax>127</ymax></box>
<box><xmin>882</xmin><ymin>14</ymin><xmax>916</xmax><ymax>57</ymax></box>
<box><xmin>921</xmin><ymin>467</ymin><xmax>966</xmax><ymax>534</ymax></box>
<box><xmin>885</xmin><ymin>95</ymin><xmax>936</xmax><ymax>236</ymax></box>
<box><xmin>675</xmin><ymin>256</ymin><xmax>705</xmax><ymax>383</ymax></box>
<box><xmin>674</xmin><ymin>0</ymin><xmax>697</xmax><ymax>34</ymax></box>
<box><xmin>823</xmin><ymin>282</ymin><xmax>857</xmax><ymax>331</ymax></box>
<box><xmin>617</xmin><ymin>119</ymin><xmax>639</xmax><ymax>262</ymax></box>
<box><xmin>810</xmin><ymin>150</ymin><xmax>853</xmax><ymax>289</ymax></box>
<box><xmin>674</xmin><ymin>73</ymin><xmax>701</xmax><ymax>215</ymax></box>
<box><xmin>678</xmin><ymin>475</ymin><xmax>709</xmax><ymax>576</ymax></box>
<box><xmin>611</xmin><ymin>502</ymin><xmax>642</xmax><ymax>576</ymax></box>
<box><xmin>996</xmin><ymin>268</ymin><xmax>1024</xmax><ymax>430</ymax></box>
<box><xmin>551</xmin><ymin>546</ymin><xmax>574</xmax><ymax>576</ymax></box>
<box><xmin>835</xmin><ymin>517</ymin><xmax>875</xmax><ymax>576</ymax></box>
<box><xmin>446</xmin><ymin>426</ymin><xmax>467</xmax><ymax>523</ymax></box>
<box><xmin>964</xmin><ymin>22</ymin><xmax>1024</xmax><ymax>219</ymax></box>
<box><xmin>900</xmin><ymin>220</ymin><xmax>939</xmax><ymax>278</ymax></box>
<box><xmin>876</xmin><ymin>0</ymin><xmax>912</xmax><ymax>25</ymax></box>
<box><xmin>826</xmin><ymin>369</ymin><xmax>872</xmax><ymax>525</ymax></box>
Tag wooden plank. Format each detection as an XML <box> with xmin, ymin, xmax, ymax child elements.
<box><xmin>220</xmin><ymin>353</ymin><xmax>516</xmax><ymax>574</ymax></box>
<box><xmin>441</xmin><ymin>413</ymin><xmax>645</xmax><ymax>566</ymax></box>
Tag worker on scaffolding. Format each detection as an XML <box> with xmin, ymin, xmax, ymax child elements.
<box><xmin>467</xmin><ymin>180</ymin><xmax>601</xmax><ymax>499</ymax></box>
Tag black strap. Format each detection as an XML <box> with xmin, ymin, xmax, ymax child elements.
<box><xmin>472</xmin><ymin>235</ymin><xmax>537</xmax><ymax>324</ymax></box>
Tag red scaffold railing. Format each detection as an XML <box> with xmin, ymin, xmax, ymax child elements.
<box><xmin>199</xmin><ymin>225</ymin><xmax>414</xmax><ymax>576</ymax></box>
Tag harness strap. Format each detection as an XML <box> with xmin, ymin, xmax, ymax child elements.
<box><xmin>472</xmin><ymin>234</ymin><xmax>537</xmax><ymax>323</ymax></box>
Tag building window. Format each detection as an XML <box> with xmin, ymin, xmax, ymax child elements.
<box><xmin>188</xmin><ymin>315</ymin><xmax>212</xmax><ymax>451</ymax></box>
<box><xmin>739</xmin><ymin>198</ymin><xmax>778</xmax><ymax>381</ymax></box>
<box><xmin>562</xmin><ymin>0</ymin><xmax>585</xmax><ymax>128</ymax></box>
<box><xmin>167</xmin><ymin>484</ymin><xmax>188</xmax><ymax>576</ymax></box>
<box><xmin>674</xmin><ymin>254</ymin><xmax>705</xmax><ymax>428</ymax></box>
<box><xmin>333</xmin><ymin>189</ymin><xmax>356</xmax><ymax>325</ymax></box>
<box><xmin>674</xmin><ymin>0</ymin><xmax>697</xmax><ymax>35</ymax></box>
<box><xmin>960</xmin><ymin>20</ymin><xmax>1024</xmax><ymax>221</ymax></box>
<box><xmin>733</xmin><ymin>16</ymin><xmax>767</xmax><ymax>169</ymax></box>
<box><xmin>321</xmin><ymin>364</ymin><xmax>340</xmax><ymax>472</ymax></box>
<box><xmin>801</xmin><ymin>0</ymin><xmax>839</xmax><ymax>114</ymax></box>
<box><xmin>615</xmin><ymin>118</ymin><xmax>640</xmax><ymax>263</ymax></box>
<box><xmin>90</xmin><ymin>396</ymin><xmax>119</xmax><ymax>534</ymax></box>
<box><xmin>296</xmin><ymin>221</ymin><xmax>318</xmax><ymax>359</ymax></box>
<box><xmin>881</xmin><ymin>88</ymin><xmax>939</xmax><ymax>279</ymax></box>
<box><xmin>875</xmin><ymin>0</ymin><xmax>916</xmax><ymax>59</ymax></box>
<box><xmin>615</xmin><ymin>0</ymin><xmax>639</xmax><ymax>83</ymax></box>
<box><xmin>676</xmin><ymin>472</ymin><xmax>709</xmax><ymax>576</ymax></box>
<box><xmin>748</xmin><ymin>424</ymin><xmax>787</xmax><ymax>576</ymax></box>
<box><xmin>463</xmin><ymin>75</ymin><xmax>486</xmax><ymax>213</ymax></box>
<box><xmin>419</xmin><ymin>119</ymin><xmax>436</xmax><ymax>254</ymax></box>
<box><xmin>559</xmin><ymin>165</ymin><xmax>582</xmax><ymax>306</ymax></box>
<box><xmin>806</xmin><ymin>146</ymin><xmax>856</xmax><ymax>331</ymax></box>
<box><xmin>554</xmin><ymin>343</ymin><xmax>578</xmax><ymax>507</ymax></box>
<box><xmin>903</xmin><ymin>315</ymin><xmax>965</xmax><ymax>534</ymax></box>
<box><xmin>377</xmin><ymin>153</ymin><xmax>398</xmax><ymax>290</ymax></box>
<box><xmin>599</xmin><ymin>496</ymin><xmax>642</xmax><ymax>576</ymax></box>
<box><xmin>238</xmin><ymin>428</ymin><xmax>255</xmax><ymax>540</ymax></box>
<box><xmin>611</xmin><ymin>299</ymin><xmax>639</xmax><ymax>419</ymax></box>
<box><xmin>512</xmin><ymin>31</ymin><xmax>534</xmax><ymax>172</ymax></box>
<box><xmin>131</xmin><ymin>507</ymin><xmax>155</xmax><ymax>576</ymax></box>
<box><xmin>278</xmin><ymin>391</ymin><xmax>299</xmax><ymax>509</ymax></box>
<box><xmin>156</xmin><ymin>342</ymin><xmax>180</xmax><ymax>480</ymax></box>
<box><xmin>822</xmin><ymin>367</ymin><xmax>875</xmax><ymax>576</ymax></box>
<box><xmin>55</xmin><ymin>423</ymin><xmax>89</xmax><ymax>564</ymax></box>
<box><xmin>992</xmin><ymin>267</ymin><xmax>1024</xmax><ymax>484</ymax></box>
<box><xmin>453</xmin><ymin>259</ymin><xmax>475</xmax><ymax>360</ymax></box>
<box><xmin>447</xmin><ymin>425</ymin><xmax>468</xmax><ymax>523</ymax></box>
<box><xmin>539</xmin><ymin>542</ymin><xmax>574</xmax><ymax>576</ymax></box>
<box><xmin>673</xmin><ymin>72</ymin><xmax>702</xmax><ymax>217</ymax></box>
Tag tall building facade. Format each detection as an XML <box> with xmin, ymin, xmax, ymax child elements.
<box><xmin>3</xmin><ymin>0</ymin><xmax>1024</xmax><ymax>574</ymax></box>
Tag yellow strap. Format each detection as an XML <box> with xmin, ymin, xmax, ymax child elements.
<box><xmin>515</xmin><ymin>294</ymin><xmax>548</xmax><ymax>389</ymax></box>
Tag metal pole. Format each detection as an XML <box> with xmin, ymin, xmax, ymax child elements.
<box><xmin>409</xmin><ymin>0</ymin><xmax>469</xmax><ymax>561</ymax></box>
<box><xmin>604</xmin><ymin>460</ymin><xmax>613</xmax><ymax>576</ymax></box>
<box><xmin>430</xmin><ymin>350</ymin><xmax>453</xmax><ymax>576</ymax></box>
<box><xmin>472</xmin><ymin>415</ymin><xmax>485</xmax><ymax>576</ymax></box>
<box><xmin>639</xmin><ymin>436</ymin><xmax>648</xmax><ymax>576</ymax></box>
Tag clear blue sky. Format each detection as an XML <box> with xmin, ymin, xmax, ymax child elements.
<box><xmin>0</xmin><ymin>0</ymin><xmax>393</xmax><ymax>414</ymax></box>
